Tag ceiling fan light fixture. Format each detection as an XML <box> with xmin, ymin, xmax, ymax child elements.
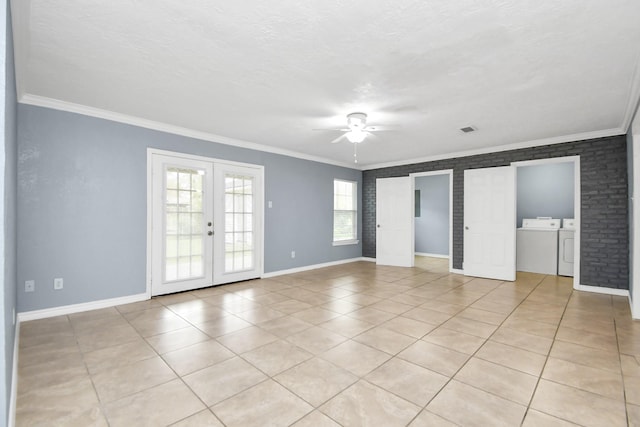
<box><xmin>346</xmin><ymin>129</ymin><xmax>367</xmax><ymax>143</ymax></box>
<box><xmin>347</xmin><ymin>112</ymin><xmax>367</xmax><ymax>131</ymax></box>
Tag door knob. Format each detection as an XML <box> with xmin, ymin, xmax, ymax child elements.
<box><xmin>377</xmin><ymin>224</ymin><xmax>381</xmax><ymax>228</ymax></box>
<box><xmin>465</xmin><ymin>226</ymin><xmax>469</xmax><ymax>230</ymax></box>
<box><xmin>208</xmin><ymin>231</ymin><xmax>214</xmax><ymax>236</ymax></box>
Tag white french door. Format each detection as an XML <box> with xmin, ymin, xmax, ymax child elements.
<box><xmin>152</xmin><ymin>155</ymin><xmax>214</xmax><ymax>295</ymax></box>
<box><xmin>150</xmin><ymin>151</ymin><xmax>263</xmax><ymax>296</ymax></box>
<box><xmin>214</xmin><ymin>164</ymin><xmax>263</xmax><ymax>285</ymax></box>
<box><xmin>463</xmin><ymin>166</ymin><xmax>516</xmax><ymax>281</ymax></box>
<box><xmin>376</xmin><ymin>177</ymin><xmax>414</xmax><ymax>267</ymax></box>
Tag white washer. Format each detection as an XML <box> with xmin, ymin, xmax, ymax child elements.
<box><xmin>558</xmin><ymin>218</ymin><xmax>575</xmax><ymax>277</ymax></box>
<box><xmin>516</xmin><ymin>218</ymin><xmax>560</xmax><ymax>275</ymax></box>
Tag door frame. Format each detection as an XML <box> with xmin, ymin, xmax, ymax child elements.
<box><xmin>146</xmin><ymin>148</ymin><xmax>265</xmax><ymax>297</ymax></box>
<box><xmin>410</xmin><ymin>170</ymin><xmax>454</xmax><ymax>272</ymax></box>
<box><xmin>511</xmin><ymin>155</ymin><xmax>581</xmax><ymax>289</ymax></box>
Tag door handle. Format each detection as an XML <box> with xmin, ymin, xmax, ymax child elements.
<box><xmin>208</xmin><ymin>231</ymin><xmax>214</xmax><ymax>236</ymax></box>
<box><xmin>465</xmin><ymin>226</ymin><xmax>469</xmax><ymax>230</ymax></box>
<box><xmin>377</xmin><ymin>224</ymin><xmax>381</xmax><ymax>228</ymax></box>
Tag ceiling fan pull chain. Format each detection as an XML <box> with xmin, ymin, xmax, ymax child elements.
<box><xmin>354</xmin><ymin>142</ymin><xmax>358</xmax><ymax>164</ymax></box>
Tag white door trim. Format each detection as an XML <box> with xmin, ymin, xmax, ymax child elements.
<box><xmin>511</xmin><ymin>156</ymin><xmax>581</xmax><ymax>290</ymax></box>
<box><xmin>146</xmin><ymin>148</ymin><xmax>265</xmax><ymax>296</ymax></box>
<box><xmin>410</xmin><ymin>169</ymin><xmax>454</xmax><ymax>272</ymax></box>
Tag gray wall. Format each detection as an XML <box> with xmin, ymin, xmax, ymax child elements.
<box><xmin>414</xmin><ymin>174</ymin><xmax>449</xmax><ymax>256</ymax></box>
<box><xmin>516</xmin><ymin>162</ymin><xmax>574</xmax><ymax>227</ymax></box>
<box><xmin>363</xmin><ymin>135</ymin><xmax>629</xmax><ymax>290</ymax></box>
<box><xmin>1</xmin><ymin>0</ymin><xmax>16</xmax><ymax>423</ymax></box>
<box><xmin>17</xmin><ymin>105</ymin><xmax>361</xmax><ymax>312</ymax></box>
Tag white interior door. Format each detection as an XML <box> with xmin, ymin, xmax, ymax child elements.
<box><xmin>214</xmin><ymin>164</ymin><xmax>263</xmax><ymax>284</ymax></box>
<box><xmin>152</xmin><ymin>154</ymin><xmax>214</xmax><ymax>295</ymax></box>
<box><xmin>463</xmin><ymin>166</ymin><xmax>516</xmax><ymax>281</ymax></box>
<box><xmin>376</xmin><ymin>177</ymin><xmax>414</xmax><ymax>267</ymax></box>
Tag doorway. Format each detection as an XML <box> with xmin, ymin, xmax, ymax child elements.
<box><xmin>513</xmin><ymin>156</ymin><xmax>581</xmax><ymax>289</ymax></box>
<box><xmin>411</xmin><ymin>170</ymin><xmax>453</xmax><ymax>272</ymax></box>
<box><xmin>147</xmin><ymin>149</ymin><xmax>264</xmax><ymax>296</ymax></box>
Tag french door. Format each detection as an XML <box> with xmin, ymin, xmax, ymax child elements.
<box><xmin>150</xmin><ymin>152</ymin><xmax>263</xmax><ymax>296</ymax></box>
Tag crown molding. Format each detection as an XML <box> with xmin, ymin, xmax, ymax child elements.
<box><xmin>18</xmin><ymin>94</ymin><xmax>629</xmax><ymax>173</ymax></box>
<box><xmin>361</xmin><ymin>127</ymin><xmax>625</xmax><ymax>171</ymax></box>
<box><xmin>18</xmin><ymin>94</ymin><xmax>359</xmax><ymax>170</ymax></box>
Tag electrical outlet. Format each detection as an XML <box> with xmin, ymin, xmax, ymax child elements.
<box><xmin>25</xmin><ymin>280</ymin><xmax>35</xmax><ymax>292</ymax></box>
<box><xmin>291</xmin><ymin>251</ymin><xmax>296</xmax><ymax>259</ymax></box>
<box><xmin>54</xmin><ymin>278</ymin><xmax>64</xmax><ymax>290</ymax></box>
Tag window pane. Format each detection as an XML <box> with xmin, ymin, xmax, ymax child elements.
<box><xmin>166</xmin><ymin>171</ymin><xmax>178</xmax><ymax>190</ymax></box>
<box><xmin>191</xmin><ymin>236</ymin><xmax>202</xmax><ymax>256</ymax></box>
<box><xmin>165</xmin><ymin>258</ymin><xmax>178</xmax><ymax>281</ymax></box>
<box><xmin>333</xmin><ymin>180</ymin><xmax>357</xmax><ymax>242</ymax></box>
<box><xmin>178</xmin><ymin>256</ymin><xmax>191</xmax><ymax>278</ymax></box>
<box><xmin>178</xmin><ymin>236</ymin><xmax>191</xmax><ymax>257</ymax></box>
<box><xmin>178</xmin><ymin>172</ymin><xmax>191</xmax><ymax>190</ymax></box>
<box><xmin>333</xmin><ymin>211</ymin><xmax>356</xmax><ymax>241</ymax></box>
<box><xmin>191</xmin><ymin>213</ymin><xmax>202</xmax><ymax>234</ymax></box>
<box><xmin>166</xmin><ymin>235</ymin><xmax>178</xmax><ymax>257</ymax></box>
<box><xmin>191</xmin><ymin>256</ymin><xmax>203</xmax><ymax>277</ymax></box>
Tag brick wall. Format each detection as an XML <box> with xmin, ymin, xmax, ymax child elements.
<box><xmin>363</xmin><ymin>135</ymin><xmax>629</xmax><ymax>290</ymax></box>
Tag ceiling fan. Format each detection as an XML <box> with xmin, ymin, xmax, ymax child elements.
<box><xmin>316</xmin><ymin>112</ymin><xmax>384</xmax><ymax>144</ymax></box>
<box><xmin>314</xmin><ymin>112</ymin><xmax>390</xmax><ymax>163</ymax></box>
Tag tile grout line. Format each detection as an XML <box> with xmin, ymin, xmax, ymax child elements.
<box><xmin>613</xmin><ymin>301</ymin><xmax>631</xmax><ymax>427</ymax></box>
<box><xmin>519</xmin><ymin>282</ymin><xmax>580</xmax><ymax>426</ymax></box>
<box><xmin>402</xmin><ymin>274</ymin><xmax>550</xmax><ymax>426</ymax></box>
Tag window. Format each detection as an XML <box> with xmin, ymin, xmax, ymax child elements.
<box><xmin>333</xmin><ymin>179</ymin><xmax>358</xmax><ymax>244</ymax></box>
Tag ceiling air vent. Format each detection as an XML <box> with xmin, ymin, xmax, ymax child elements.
<box><xmin>460</xmin><ymin>126</ymin><xmax>476</xmax><ymax>133</ymax></box>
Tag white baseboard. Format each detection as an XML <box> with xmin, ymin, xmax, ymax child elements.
<box><xmin>360</xmin><ymin>257</ymin><xmax>376</xmax><ymax>263</ymax></box>
<box><xmin>17</xmin><ymin>292</ymin><xmax>150</xmax><ymax>322</ymax></box>
<box><xmin>574</xmin><ymin>284</ymin><xmax>629</xmax><ymax>297</ymax></box>
<box><xmin>451</xmin><ymin>268</ymin><xmax>465</xmax><ymax>275</ymax></box>
<box><xmin>262</xmin><ymin>257</ymin><xmax>370</xmax><ymax>278</ymax></box>
<box><xmin>415</xmin><ymin>252</ymin><xmax>449</xmax><ymax>259</ymax></box>
<box><xmin>8</xmin><ymin>321</ymin><xmax>20</xmax><ymax>427</ymax></box>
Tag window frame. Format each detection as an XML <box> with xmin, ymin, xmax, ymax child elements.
<box><xmin>332</xmin><ymin>179</ymin><xmax>359</xmax><ymax>246</ymax></box>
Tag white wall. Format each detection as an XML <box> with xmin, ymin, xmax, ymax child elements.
<box><xmin>630</xmin><ymin>105</ymin><xmax>640</xmax><ymax>319</ymax></box>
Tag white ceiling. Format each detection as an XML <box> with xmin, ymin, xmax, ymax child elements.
<box><xmin>11</xmin><ymin>0</ymin><xmax>640</xmax><ymax>169</ymax></box>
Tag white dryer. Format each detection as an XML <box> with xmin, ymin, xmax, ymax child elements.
<box><xmin>558</xmin><ymin>218</ymin><xmax>575</xmax><ymax>277</ymax></box>
<box><xmin>516</xmin><ymin>218</ymin><xmax>560</xmax><ymax>275</ymax></box>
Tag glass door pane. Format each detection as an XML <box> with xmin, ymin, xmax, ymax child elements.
<box><xmin>223</xmin><ymin>173</ymin><xmax>254</xmax><ymax>273</ymax></box>
<box><xmin>164</xmin><ymin>167</ymin><xmax>206</xmax><ymax>282</ymax></box>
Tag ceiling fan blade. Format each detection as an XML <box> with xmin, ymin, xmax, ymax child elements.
<box><xmin>365</xmin><ymin>125</ymin><xmax>396</xmax><ymax>132</ymax></box>
<box><xmin>312</xmin><ymin>128</ymin><xmax>350</xmax><ymax>132</ymax></box>
<box><xmin>330</xmin><ymin>133</ymin><xmax>348</xmax><ymax>144</ymax></box>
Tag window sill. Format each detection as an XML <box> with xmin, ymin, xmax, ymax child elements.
<box><xmin>332</xmin><ymin>239</ymin><xmax>360</xmax><ymax>246</ymax></box>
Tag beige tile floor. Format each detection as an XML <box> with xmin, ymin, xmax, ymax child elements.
<box><xmin>15</xmin><ymin>257</ymin><xmax>640</xmax><ymax>426</ymax></box>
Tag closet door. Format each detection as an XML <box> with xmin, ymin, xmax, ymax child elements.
<box><xmin>463</xmin><ymin>166</ymin><xmax>516</xmax><ymax>281</ymax></box>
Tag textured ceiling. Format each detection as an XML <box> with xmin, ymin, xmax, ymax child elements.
<box><xmin>11</xmin><ymin>0</ymin><xmax>640</xmax><ymax>168</ymax></box>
